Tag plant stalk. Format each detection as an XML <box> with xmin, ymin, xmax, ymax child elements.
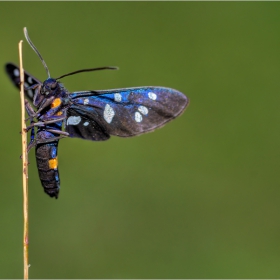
<box><xmin>19</xmin><ymin>39</ymin><xmax>29</xmax><ymax>280</ymax></box>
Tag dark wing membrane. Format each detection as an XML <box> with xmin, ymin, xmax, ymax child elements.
<box><xmin>5</xmin><ymin>63</ymin><xmax>41</xmax><ymax>101</ymax></box>
<box><xmin>66</xmin><ymin>108</ymin><xmax>110</xmax><ymax>141</ymax></box>
<box><xmin>67</xmin><ymin>87</ymin><xmax>189</xmax><ymax>140</ymax></box>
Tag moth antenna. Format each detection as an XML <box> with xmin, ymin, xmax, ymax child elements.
<box><xmin>24</xmin><ymin>27</ymin><xmax>51</xmax><ymax>78</ymax></box>
<box><xmin>55</xmin><ymin>66</ymin><xmax>119</xmax><ymax>80</ymax></box>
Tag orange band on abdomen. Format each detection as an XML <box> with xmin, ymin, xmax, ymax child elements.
<box><xmin>49</xmin><ymin>157</ymin><xmax>58</xmax><ymax>169</ymax></box>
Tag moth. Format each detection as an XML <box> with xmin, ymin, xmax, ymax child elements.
<box><xmin>5</xmin><ymin>28</ymin><xmax>189</xmax><ymax>198</ymax></box>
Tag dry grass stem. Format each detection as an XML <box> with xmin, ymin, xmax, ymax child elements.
<box><xmin>18</xmin><ymin>39</ymin><xmax>29</xmax><ymax>280</ymax></box>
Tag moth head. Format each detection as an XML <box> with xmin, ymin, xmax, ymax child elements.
<box><xmin>42</xmin><ymin>78</ymin><xmax>58</xmax><ymax>96</ymax></box>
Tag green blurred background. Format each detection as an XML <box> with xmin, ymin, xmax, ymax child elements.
<box><xmin>1</xmin><ymin>2</ymin><xmax>280</xmax><ymax>278</ymax></box>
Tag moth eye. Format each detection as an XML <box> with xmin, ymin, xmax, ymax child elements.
<box><xmin>51</xmin><ymin>82</ymin><xmax>57</xmax><ymax>89</ymax></box>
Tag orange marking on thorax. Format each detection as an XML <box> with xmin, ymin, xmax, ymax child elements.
<box><xmin>49</xmin><ymin>157</ymin><xmax>58</xmax><ymax>169</ymax></box>
<box><xmin>51</xmin><ymin>98</ymin><xmax>62</xmax><ymax>108</ymax></box>
<box><xmin>56</xmin><ymin>111</ymin><xmax>63</xmax><ymax>116</ymax></box>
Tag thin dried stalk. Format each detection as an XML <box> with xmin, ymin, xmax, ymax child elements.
<box><xmin>19</xmin><ymin>39</ymin><xmax>29</xmax><ymax>279</ymax></box>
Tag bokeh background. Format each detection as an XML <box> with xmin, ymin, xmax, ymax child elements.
<box><xmin>1</xmin><ymin>2</ymin><xmax>280</xmax><ymax>278</ymax></box>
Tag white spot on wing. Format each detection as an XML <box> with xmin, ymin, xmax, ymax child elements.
<box><xmin>138</xmin><ymin>106</ymin><xmax>148</xmax><ymax>115</ymax></box>
<box><xmin>104</xmin><ymin>104</ymin><xmax>115</xmax><ymax>123</ymax></box>
<box><xmin>135</xmin><ymin>112</ymin><xmax>142</xmax><ymax>122</ymax></box>
<box><xmin>114</xmin><ymin>93</ymin><xmax>122</xmax><ymax>102</ymax></box>
<box><xmin>23</xmin><ymin>82</ymin><xmax>33</xmax><ymax>97</ymax></box>
<box><xmin>67</xmin><ymin>116</ymin><xmax>81</xmax><ymax>125</ymax></box>
<box><xmin>28</xmin><ymin>77</ymin><xmax>33</xmax><ymax>84</ymax></box>
<box><xmin>27</xmin><ymin>90</ymin><xmax>33</xmax><ymax>98</ymax></box>
<box><xmin>148</xmin><ymin>92</ymin><xmax>157</xmax><ymax>100</ymax></box>
<box><xmin>13</xmin><ymin>69</ymin><xmax>19</xmax><ymax>77</ymax></box>
<box><xmin>83</xmin><ymin>121</ymin><xmax>89</xmax><ymax>126</ymax></box>
<box><xmin>84</xmin><ymin>98</ymin><xmax>89</xmax><ymax>105</ymax></box>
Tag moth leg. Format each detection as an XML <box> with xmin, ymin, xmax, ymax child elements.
<box><xmin>27</xmin><ymin>124</ymin><xmax>36</xmax><ymax>149</ymax></box>
<box><xmin>24</xmin><ymin>135</ymin><xmax>67</xmax><ymax>154</ymax></box>
<box><xmin>26</xmin><ymin>140</ymin><xmax>37</xmax><ymax>154</ymax></box>
<box><xmin>25</xmin><ymin>116</ymin><xmax>66</xmax><ymax>132</ymax></box>
<box><xmin>45</xmin><ymin>129</ymin><xmax>69</xmax><ymax>136</ymax></box>
<box><xmin>36</xmin><ymin>135</ymin><xmax>67</xmax><ymax>144</ymax></box>
<box><xmin>24</xmin><ymin>99</ymin><xmax>37</xmax><ymax>119</ymax></box>
<box><xmin>25</xmin><ymin>84</ymin><xmax>39</xmax><ymax>91</ymax></box>
<box><xmin>30</xmin><ymin>97</ymin><xmax>66</xmax><ymax>123</ymax></box>
<box><xmin>25</xmin><ymin>96</ymin><xmax>56</xmax><ymax>121</ymax></box>
<box><xmin>35</xmin><ymin>96</ymin><xmax>56</xmax><ymax>116</ymax></box>
<box><xmin>20</xmin><ymin>136</ymin><xmax>38</xmax><ymax>158</ymax></box>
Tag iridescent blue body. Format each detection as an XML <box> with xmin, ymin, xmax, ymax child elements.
<box><xmin>5</xmin><ymin>63</ymin><xmax>189</xmax><ymax>199</ymax></box>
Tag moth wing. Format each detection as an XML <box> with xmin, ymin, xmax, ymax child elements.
<box><xmin>66</xmin><ymin>107</ymin><xmax>110</xmax><ymax>141</ymax></box>
<box><xmin>5</xmin><ymin>63</ymin><xmax>41</xmax><ymax>102</ymax></box>
<box><xmin>66</xmin><ymin>86</ymin><xmax>188</xmax><ymax>140</ymax></box>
